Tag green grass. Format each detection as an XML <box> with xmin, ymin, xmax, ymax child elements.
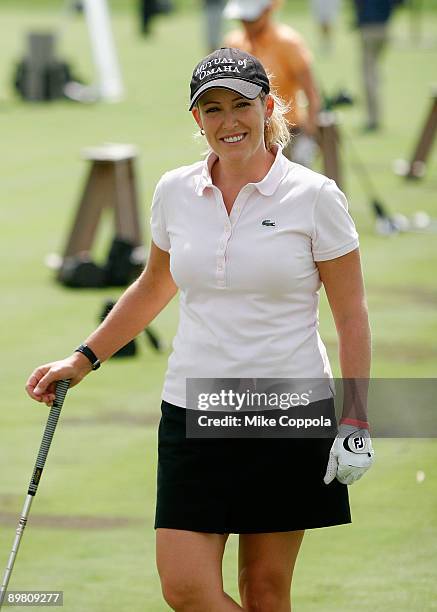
<box><xmin>1</xmin><ymin>4</ymin><xmax>437</xmax><ymax>611</ymax></box>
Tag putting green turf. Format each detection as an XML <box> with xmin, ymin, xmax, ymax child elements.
<box><xmin>1</xmin><ymin>3</ymin><xmax>436</xmax><ymax>611</ymax></box>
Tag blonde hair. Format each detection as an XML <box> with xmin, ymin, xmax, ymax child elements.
<box><xmin>260</xmin><ymin>89</ymin><xmax>291</xmax><ymax>151</ymax></box>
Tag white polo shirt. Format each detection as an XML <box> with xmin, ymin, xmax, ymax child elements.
<box><xmin>150</xmin><ymin>146</ymin><xmax>359</xmax><ymax>408</ymax></box>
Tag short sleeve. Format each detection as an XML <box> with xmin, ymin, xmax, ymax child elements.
<box><xmin>312</xmin><ymin>179</ymin><xmax>359</xmax><ymax>261</ymax></box>
<box><xmin>150</xmin><ymin>175</ymin><xmax>170</xmax><ymax>252</ymax></box>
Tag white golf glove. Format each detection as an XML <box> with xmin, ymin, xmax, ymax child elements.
<box><xmin>323</xmin><ymin>424</ymin><xmax>374</xmax><ymax>485</ymax></box>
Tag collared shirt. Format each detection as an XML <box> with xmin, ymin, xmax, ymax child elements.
<box><xmin>150</xmin><ymin>147</ymin><xmax>359</xmax><ymax>408</ymax></box>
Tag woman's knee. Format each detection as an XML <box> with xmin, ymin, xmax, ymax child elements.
<box><xmin>239</xmin><ymin>566</ymin><xmax>291</xmax><ymax>612</ymax></box>
<box><xmin>159</xmin><ymin>573</ymin><xmax>208</xmax><ymax>610</ymax></box>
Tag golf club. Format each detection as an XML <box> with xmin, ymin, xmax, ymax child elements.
<box><xmin>0</xmin><ymin>379</ymin><xmax>70</xmax><ymax>609</ymax></box>
<box><xmin>319</xmin><ymin>98</ymin><xmax>436</xmax><ymax>234</ymax></box>
<box><xmin>335</xmin><ymin>122</ymin><xmax>399</xmax><ymax>233</ymax></box>
<box><xmin>341</xmin><ymin>129</ymin><xmax>437</xmax><ymax>233</ymax></box>
<box><xmin>145</xmin><ymin>327</ymin><xmax>164</xmax><ymax>352</ymax></box>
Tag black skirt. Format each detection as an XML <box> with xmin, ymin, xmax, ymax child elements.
<box><xmin>154</xmin><ymin>401</ymin><xmax>351</xmax><ymax>534</ymax></box>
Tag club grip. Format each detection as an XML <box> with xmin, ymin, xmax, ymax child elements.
<box><xmin>28</xmin><ymin>379</ymin><xmax>70</xmax><ymax>496</ymax></box>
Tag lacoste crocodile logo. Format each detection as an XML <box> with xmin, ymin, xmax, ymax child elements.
<box><xmin>261</xmin><ymin>219</ymin><xmax>276</xmax><ymax>227</ymax></box>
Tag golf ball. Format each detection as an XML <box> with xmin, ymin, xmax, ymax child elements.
<box><xmin>411</xmin><ymin>211</ymin><xmax>430</xmax><ymax>229</ymax></box>
<box><xmin>392</xmin><ymin>213</ymin><xmax>410</xmax><ymax>232</ymax></box>
<box><xmin>416</xmin><ymin>470</ymin><xmax>426</xmax><ymax>483</ymax></box>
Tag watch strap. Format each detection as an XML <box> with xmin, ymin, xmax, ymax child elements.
<box><xmin>75</xmin><ymin>344</ymin><xmax>101</xmax><ymax>370</ymax></box>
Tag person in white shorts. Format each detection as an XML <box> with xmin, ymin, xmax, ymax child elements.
<box><xmin>310</xmin><ymin>0</ymin><xmax>341</xmax><ymax>53</ymax></box>
<box><xmin>25</xmin><ymin>48</ymin><xmax>374</xmax><ymax>611</ymax></box>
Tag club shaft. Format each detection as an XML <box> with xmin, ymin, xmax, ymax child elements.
<box><xmin>0</xmin><ymin>496</ymin><xmax>34</xmax><ymax>607</ymax></box>
<box><xmin>340</xmin><ymin>129</ymin><xmax>378</xmax><ymax>197</ymax></box>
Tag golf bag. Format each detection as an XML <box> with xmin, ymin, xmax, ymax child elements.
<box><xmin>100</xmin><ymin>300</ymin><xmax>137</xmax><ymax>357</ymax></box>
<box><xmin>104</xmin><ymin>237</ymin><xmax>144</xmax><ymax>287</ymax></box>
<box><xmin>58</xmin><ymin>256</ymin><xmax>107</xmax><ymax>288</ymax></box>
<box><xmin>59</xmin><ymin>237</ymin><xmax>144</xmax><ymax>288</ymax></box>
<box><xmin>99</xmin><ymin>299</ymin><xmax>163</xmax><ymax>355</ymax></box>
<box><xmin>14</xmin><ymin>32</ymin><xmax>76</xmax><ymax>102</ymax></box>
<box><xmin>14</xmin><ymin>59</ymin><xmax>73</xmax><ymax>101</ymax></box>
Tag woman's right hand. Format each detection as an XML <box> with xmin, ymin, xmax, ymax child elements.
<box><xmin>25</xmin><ymin>353</ymin><xmax>93</xmax><ymax>406</ymax></box>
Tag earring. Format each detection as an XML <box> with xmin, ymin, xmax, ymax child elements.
<box><xmin>264</xmin><ymin>118</ymin><xmax>271</xmax><ymax>128</ymax></box>
<box><xmin>200</xmin><ymin>128</ymin><xmax>205</xmax><ymax>136</ymax></box>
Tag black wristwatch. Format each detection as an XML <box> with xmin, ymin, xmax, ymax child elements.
<box><xmin>75</xmin><ymin>344</ymin><xmax>101</xmax><ymax>370</ymax></box>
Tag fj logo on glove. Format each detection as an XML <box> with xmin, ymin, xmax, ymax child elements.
<box><xmin>343</xmin><ymin>432</ymin><xmax>371</xmax><ymax>454</ymax></box>
<box><xmin>352</xmin><ymin>436</ymin><xmax>366</xmax><ymax>451</ymax></box>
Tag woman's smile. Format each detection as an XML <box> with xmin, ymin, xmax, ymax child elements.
<box><xmin>220</xmin><ymin>133</ymin><xmax>247</xmax><ymax>144</ymax></box>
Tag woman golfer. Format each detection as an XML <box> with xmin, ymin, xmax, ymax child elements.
<box><xmin>26</xmin><ymin>48</ymin><xmax>374</xmax><ymax>611</ymax></box>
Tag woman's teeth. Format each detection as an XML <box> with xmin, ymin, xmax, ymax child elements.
<box><xmin>223</xmin><ymin>135</ymin><xmax>244</xmax><ymax>143</ymax></box>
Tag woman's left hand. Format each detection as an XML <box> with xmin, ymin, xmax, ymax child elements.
<box><xmin>323</xmin><ymin>424</ymin><xmax>374</xmax><ymax>485</ymax></box>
